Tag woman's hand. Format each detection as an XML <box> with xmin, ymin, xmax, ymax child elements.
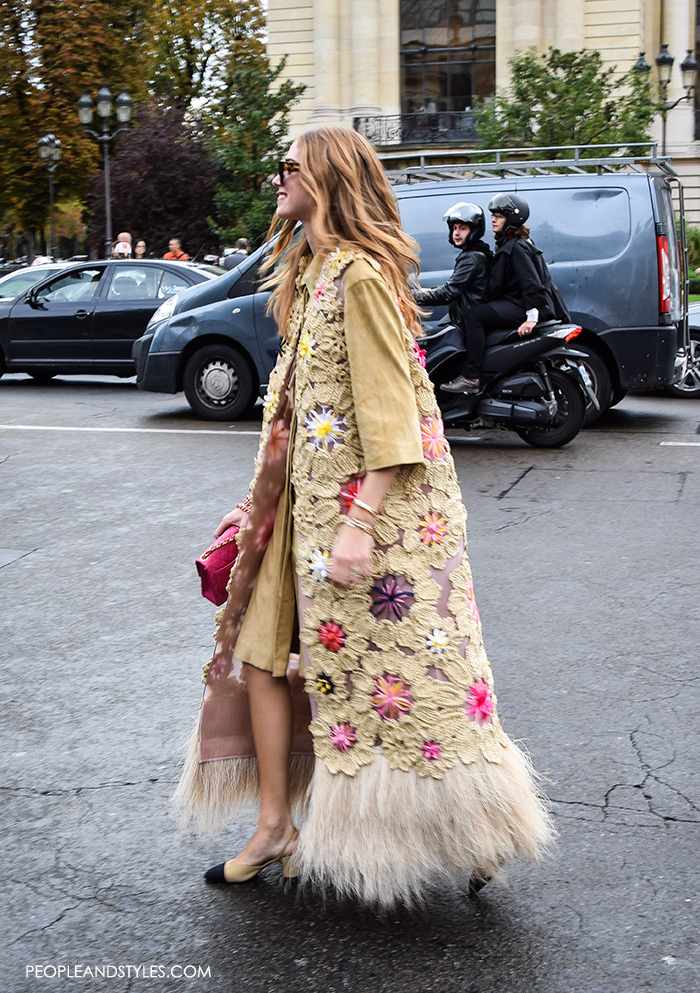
<box><xmin>329</xmin><ymin>523</ymin><xmax>374</xmax><ymax>587</ymax></box>
<box><xmin>517</xmin><ymin>319</ymin><xmax>537</xmax><ymax>337</ymax></box>
<box><xmin>214</xmin><ymin>506</ymin><xmax>249</xmax><ymax>538</ymax></box>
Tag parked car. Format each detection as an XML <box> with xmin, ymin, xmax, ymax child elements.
<box><xmin>0</xmin><ymin>262</ymin><xmax>73</xmax><ymax>301</ymax></box>
<box><xmin>0</xmin><ymin>259</ymin><xmax>222</xmax><ymax>381</ymax></box>
<box><xmin>134</xmin><ymin>160</ymin><xmax>688</xmax><ymax>421</ymax></box>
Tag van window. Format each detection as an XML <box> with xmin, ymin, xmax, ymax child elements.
<box><xmin>398</xmin><ymin>186</ymin><xmax>631</xmax><ymax>271</ymax></box>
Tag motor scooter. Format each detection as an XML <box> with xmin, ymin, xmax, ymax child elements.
<box><xmin>421</xmin><ymin>320</ymin><xmax>597</xmax><ymax>448</ymax></box>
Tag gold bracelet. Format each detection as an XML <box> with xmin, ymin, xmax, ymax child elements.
<box><xmin>342</xmin><ymin>517</ymin><xmax>374</xmax><ymax>537</ymax></box>
<box><xmin>352</xmin><ymin>497</ymin><xmax>377</xmax><ymax>517</ymax></box>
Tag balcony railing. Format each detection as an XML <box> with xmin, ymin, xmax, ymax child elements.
<box><xmin>353</xmin><ymin>111</ymin><xmax>478</xmax><ymax>146</ymax></box>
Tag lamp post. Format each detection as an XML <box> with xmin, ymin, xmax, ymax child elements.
<box><xmin>636</xmin><ymin>46</ymin><xmax>700</xmax><ymax>155</ymax></box>
<box><xmin>77</xmin><ymin>87</ymin><xmax>134</xmax><ymax>257</ymax></box>
<box><xmin>36</xmin><ymin>133</ymin><xmax>62</xmax><ymax>258</ymax></box>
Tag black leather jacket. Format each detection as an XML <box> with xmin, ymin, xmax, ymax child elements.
<box><xmin>413</xmin><ymin>241</ymin><xmax>490</xmax><ymax>330</ymax></box>
<box><xmin>489</xmin><ymin>235</ymin><xmax>569</xmax><ymax>321</ymax></box>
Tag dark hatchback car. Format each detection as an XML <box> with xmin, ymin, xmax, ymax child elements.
<box><xmin>0</xmin><ymin>258</ymin><xmax>222</xmax><ymax>381</ymax></box>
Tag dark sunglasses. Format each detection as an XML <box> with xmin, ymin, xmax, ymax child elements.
<box><xmin>278</xmin><ymin>159</ymin><xmax>301</xmax><ymax>183</ymax></box>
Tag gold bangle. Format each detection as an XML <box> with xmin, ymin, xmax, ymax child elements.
<box><xmin>342</xmin><ymin>517</ymin><xmax>374</xmax><ymax>537</ymax></box>
<box><xmin>352</xmin><ymin>497</ymin><xmax>377</xmax><ymax>517</ymax></box>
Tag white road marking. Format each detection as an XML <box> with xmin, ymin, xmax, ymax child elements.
<box><xmin>659</xmin><ymin>441</ymin><xmax>700</xmax><ymax>447</ymax></box>
<box><xmin>0</xmin><ymin>424</ymin><xmax>260</xmax><ymax>436</ymax></box>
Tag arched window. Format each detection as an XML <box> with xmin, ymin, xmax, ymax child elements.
<box><xmin>400</xmin><ymin>0</ymin><xmax>496</xmax><ymax>114</ymax></box>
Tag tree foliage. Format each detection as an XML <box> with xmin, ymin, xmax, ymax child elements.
<box><xmin>0</xmin><ymin>0</ymin><xmax>303</xmax><ymax>255</ymax></box>
<box><xmin>209</xmin><ymin>54</ymin><xmax>305</xmax><ymax>245</ymax></box>
<box><xmin>148</xmin><ymin>0</ymin><xmax>265</xmax><ymax>108</ymax></box>
<box><xmin>475</xmin><ymin>48</ymin><xmax>656</xmax><ymax>153</ymax></box>
<box><xmin>86</xmin><ymin>102</ymin><xmax>218</xmax><ymax>257</ymax></box>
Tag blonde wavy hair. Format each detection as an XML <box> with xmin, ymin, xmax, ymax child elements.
<box><xmin>261</xmin><ymin>127</ymin><xmax>422</xmax><ymax>336</ymax></box>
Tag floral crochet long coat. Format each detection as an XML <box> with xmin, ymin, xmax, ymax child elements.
<box><xmin>184</xmin><ymin>246</ymin><xmax>552</xmax><ymax>907</ymax></box>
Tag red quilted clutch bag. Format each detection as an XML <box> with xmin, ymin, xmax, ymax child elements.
<box><xmin>195</xmin><ymin>525</ymin><xmax>240</xmax><ymax>605</ymax></box>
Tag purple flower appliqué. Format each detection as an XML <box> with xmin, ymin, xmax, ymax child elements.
<box><xmin>329</xmin><ymin>722</ymin><xmax>357</xmax><ymax>752</ymax></box>
<box><xmin>370</xmin><ymin>575</ymin><xmax>414</xmax><ymax>621</ymax></box>
<box><xmin>422</xmin><ymin>741</ymin><xmax>441</xmax><ymax>760</ymax></box>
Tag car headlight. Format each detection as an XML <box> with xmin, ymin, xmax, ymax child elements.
<box><xmin>148</xmin><ymin>293</ymin><xmax>180</xmax><ymax>327</ymax></box>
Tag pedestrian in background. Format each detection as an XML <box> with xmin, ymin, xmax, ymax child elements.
<box><xmin>163</xmin><ymin>237</ymin><xmax>189</xmax><ymax>261</ymax></box>
<box><xmin>175</xmin><ymin>127</ymin><xmax>553</xmax><ymax>908</ymax></box>
<box><xmin>134</xmin><ymin>239</ymin><xmax>147</xmax><ymax>259</ymax></box>
<box><xmin>222</xmin><ymin>238</ymin><xmax>250</xmax><ymax>271</ymax></box>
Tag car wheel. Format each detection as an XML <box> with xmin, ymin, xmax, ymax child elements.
<box><xmin>666</xmin><ymin>329</ymin><xmax>700</xmax><ymax>398</ymax></box>
<box><xmin>183</xmin><ymin>344</ymin><xmax>256</xmax><ymax>421</ymax></box>
<box><xmin>576</xmin><ymin>347</ymin><xmax>613</xmax><ymax>426</ymax></box>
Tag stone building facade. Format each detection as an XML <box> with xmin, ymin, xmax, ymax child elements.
<box><xmin>267</xmin><ymin>0</ymin><xmax>700</xmax><ymax>219</ymax></box>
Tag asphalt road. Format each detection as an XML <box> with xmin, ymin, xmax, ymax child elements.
<box><xmin>1</xmin><ymin>375</ymin><xmax>699</xmax><ymax>993</ymax></box>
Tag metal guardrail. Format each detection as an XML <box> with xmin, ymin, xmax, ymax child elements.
<box><xmin>353</xmin><ymin>112</ymin><xmax>478</xmax><ymax>146</ymax></box>
<box><xmin>377</xmin><ymin>143</ymin><xmax>676</xmax><ymax>182</ymax></box>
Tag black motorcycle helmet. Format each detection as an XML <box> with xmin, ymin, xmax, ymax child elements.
<box><xmin>442</xmin><ymin>201</ymin><xmax>485</xmax><ymax>247</ymax></box>
<box><xmin>488</xmin><ymin>192</ymin><xmax>530</xmax><ymax>232</ymax></box>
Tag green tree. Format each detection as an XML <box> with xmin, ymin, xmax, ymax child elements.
<box><xmin>209</xmin><ymin>53</ymin><xmax>304</xmax><ymax>245</ymax></box>
<box><xmin>147</xmin><ymin>0</ymin><xmax>265</xmax><ymax>108</ymax></box>
<box><xmin>475</xmin><ymin>48</ymin><xmax>656</xmax><ymax>153</ymax></box>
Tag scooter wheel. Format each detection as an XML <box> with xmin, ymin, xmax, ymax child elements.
<box><xmin>515</xmin><ymin>369</ymin><xmax>585</xmax><ymax>448</ymax></box>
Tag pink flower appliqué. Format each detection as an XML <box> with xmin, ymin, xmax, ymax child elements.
<box><xmin>420</xmin><ymin>416</ymin><xmax>449</xmax><ymax>462</ymax></box>
<box><xmin>371</xmin><ymin>674</ymin><xmax>413</xmax><ymax>721</ymax></box>
<box><xmin>314</xmin><ymin>283</ymin><xmax>326</xmax><ymax>301</ymax></box>
<box><xmin>329</xmin><ymin>722</ymin><xmax>356</xmax><ymax>752</ymax></box>
<box><xmin>465</xmin><ymin>680</ymin><xmax>494</xmax><ymax>724</ymax></box>
<box><xmin>318</xmin><ymin>621</ymin><xmax>345</xmax><ymax>652</ymax></box>
<box><xmin>422</xmin><ymin>741</ymin><xmax>441</xmax><ymax>760</ymax></box>
<box><xmin>419</xmin><ymin>511</ymin><xmax>447</xmax><ymax>546</ymax></box>
<box><xmin>339</xmin><ymin>476</ymin><xmax>362</xmax><ymax>514</ymax></box>
<box><xmin>413</xmin><ymin>339</ymin><xmax>427</xmax><ymax>368</ymax></box>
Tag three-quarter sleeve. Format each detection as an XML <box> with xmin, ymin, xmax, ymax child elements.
<box><xmin>343</xmin><ymin>264</ymin><xmax>424</xmax><ymax>471</ymax></box>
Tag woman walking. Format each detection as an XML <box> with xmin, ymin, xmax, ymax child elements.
<box><xmin>175</xmin><ymin>128</ymin><xmax>553</xmax><ymax>908</ymax></box>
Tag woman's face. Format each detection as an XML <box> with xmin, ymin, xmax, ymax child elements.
<box><xmin>135</xmin><ymin>241</ymin><xmax>146</xmax><ymax>256</ymax></box>
<box><xmin>491</xmin><ymin>213</ymin><xmax>507</xmax><ymax>235</ymax></box>
<box><xmin>273</xmin><ymin>141</ymin><xmax>315</xmax><ymax>224</ymax></box>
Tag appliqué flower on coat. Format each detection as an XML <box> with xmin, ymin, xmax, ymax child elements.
<box><xmin>465</xmin><ymin>680</ymin><xmax>494</xmax><ymax>724</ymax></box>
<box><xmin>298</xmin><ymin>329</ymin><xmax>316</xmax><ymax>361</ymax></box>
<box><xmin>372</xmin><ymin>674</ymin><xmax>414</xmax><ymax>721</ymax></box>
<box><xmin>465</xmin><ymin>579</ymin><xmax>481</xmax><ymax>623</ymax></box>
<box><xmin>305</xmin><ymin>406</ymin><xmax>347</xmax><ymax>452</ymax></box>
<box><xmin>338</xmin><ymin>476</ymin><xmax>362</xmax><ymax>514</ymax></box>
<box><xmin>313</xmin><ymin>283</ymin><xmax>326</xmax><ymax>301</ymax></box>
<box><xmin>422</xmin><ymin>741</ymin><xmax>441</xmax><ymax>760</ymax></box>
<box><xmin>262</xmin><ymin>388</ymin><xmax>278</xmax><ymax>414</ymax></box>
<box><xmin>419</xmin><ymin>511</ymin><xmax>447</xmax><ymax>546</ymax></box>
<box><xmin>413</xmin><ymin>339</ymin><xmax>427</xmax><ymax>368</ymax></box>
<box><xmin>370</xmin><ymin>575</ymin><xmax>414</xmax><ymax>620</ymax></box>
<box><xmin>420</xmin><ymin>416</ymin><xmax>449</xmax><ymax>461</ymax></box>
<box><xmin>309</xmin><ymin>548</ymin><xmax>331</xmax><ymax>581</ymax></box>
<box><xmin>329</xmin><ymin>722</ymin><xmax>356</xmax><ymax>751</ymax></box>
<box><xmin>426</xmin><ymin>628</ymin><xmax>449</xmax><ymax>653</ymax></box>
<box><xmin>316</xmin><ymin>673</ymin><xmax>335</xmax><ymax>695</ymax></box>
<box><xmin>318</xmin><ymin>621</ymin><xmax>345</xmax><ymax>652</ymax></box>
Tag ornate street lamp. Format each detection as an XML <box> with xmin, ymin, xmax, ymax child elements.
<box><xmin>636</xmin><ymin>46</ymin><xmax>700</xmax><ymax>155</ymax></box>
<box><xmin>77</xmin><ymin>87</ymin><xmax>134</xmax><ymax>257</ymax></box>
<box><xmin>37</xmin><ymin>133</ymin><xmax>62</xmax><ymax>258</ymax></box>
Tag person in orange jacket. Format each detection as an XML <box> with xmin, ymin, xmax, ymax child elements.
<box><xmin>163</xmin><ymin>237</ymin><xmax>190</xmax><ymax>261</ymax></box>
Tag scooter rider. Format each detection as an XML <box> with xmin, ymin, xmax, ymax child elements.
<box><xmin>411</xmin><ymin>202</ymin><xmax>490</xmax><ymax>394</ymax></box>
<box><xmin>447</xmin><ymin>193</ymin><xmax>569</xmax><ymax>393</ymax></box>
